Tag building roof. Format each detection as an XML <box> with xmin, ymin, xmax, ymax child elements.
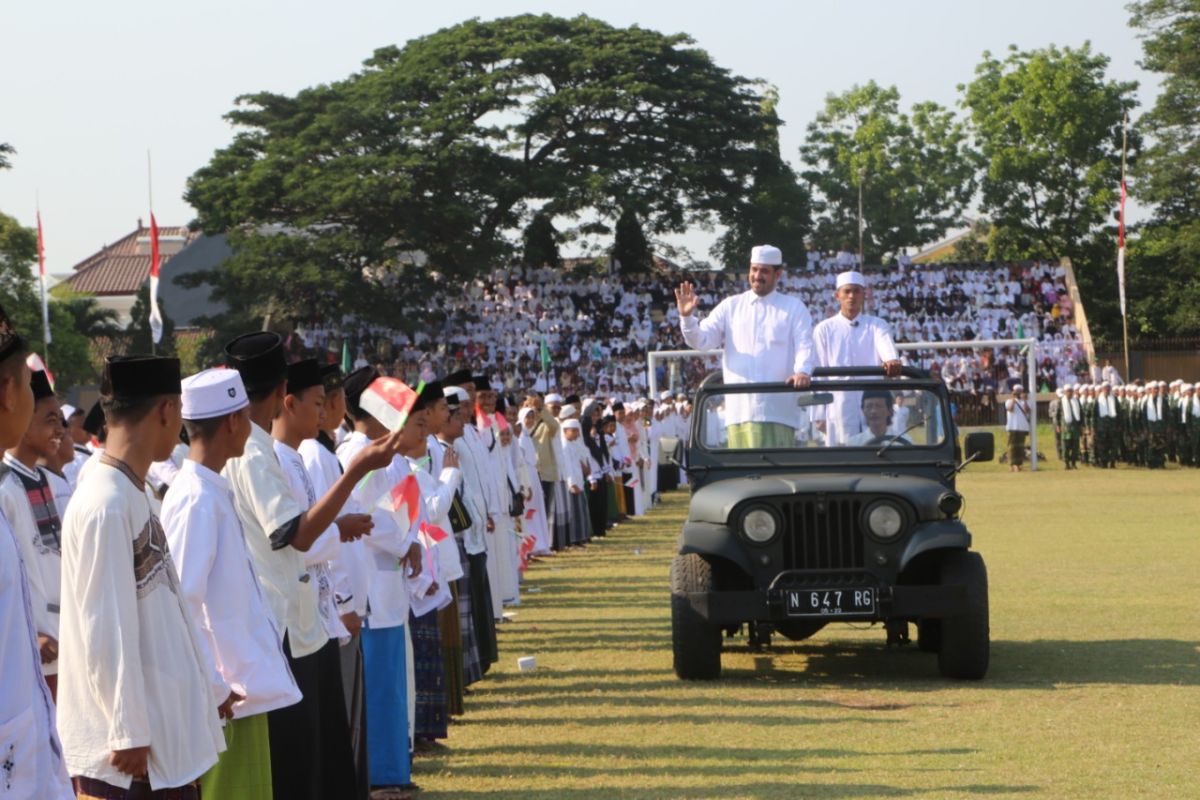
<box><xmin>62</xmin><ymin>221</ymin><xmax>196</xmax><ymax>296</ymax></box>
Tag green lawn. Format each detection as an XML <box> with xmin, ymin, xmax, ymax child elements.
<box><xmin>415</xmin><ymin>465</ymin><xmax>1200</xmax><ymax>799</ymax></box>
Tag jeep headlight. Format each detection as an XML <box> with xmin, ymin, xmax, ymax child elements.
<box><xmin>864</xmin><ymin>500</ymin><xmax>904</xmax><ymax>540</ymax></box>
<box><xmin>740</xmin><ymin>506</ymin><xmax>780</xmax><ymax>544</ymax></box>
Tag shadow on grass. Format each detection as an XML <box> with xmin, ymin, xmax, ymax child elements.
<box><xmin>416</xmin><ymin>743</ymin><xmax>1032</xmax><ymax>799</ymax></box>
<box><xmin>723</xmin><ymin>638</ymin><xmax>1200</xmax><ymax>687</ymax></box>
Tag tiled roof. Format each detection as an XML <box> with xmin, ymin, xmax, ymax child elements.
<box><xmin>63</xmin><ymin>223</ymin><xmax>196</xmax><ymax>296</ymax></box>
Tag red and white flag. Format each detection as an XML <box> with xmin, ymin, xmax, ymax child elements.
<box><xmin>148</xmin><ymin>213</ymin><xmax>163</xmax><ymax>343</ymax></box>
<box><xmin>36</xmin><ymin>211</ymin><xmax>51</xmax><ymax>345</ymax></box>
<box><xmin>360</xmin><ymin>377</ymin><xmax>419</xmax><ymax>432</ymax></box>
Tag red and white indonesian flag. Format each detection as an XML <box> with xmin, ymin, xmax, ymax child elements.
<box><xmin>360</xmin><ymin>377</ymin><xmax>419</xmax><ymax>432</ymax></box>
<box><xmin>1117</xmin><ymin>179</ymin><xmax>1127</xmax><ymax>317</ymax></box>
<box><xmin>148</xmin><ymin>213</ymin><xmax>163</xmax><ymax>344</ymax></box>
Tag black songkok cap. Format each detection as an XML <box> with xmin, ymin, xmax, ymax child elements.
<box><xmin>0</xmin><ymin>302</ymin><xmax>28</xmax><ymax>364</ymax></box>
<box><xmin>286</xmin><ymin>359</ymin><xmax>323</xmax><ymax>396</ymax></box>
<box><xmin>343</xmin><ymin>366</ymin><xmax>379</xmax><ymax>414</ymax></box>
<box><xmin>611</xmin><ymin>401</ymin><xmax>625</xmax><ymax>412</ymax></box>
<box><xmin>443</xmin><ymin>369</ymin><xmax>472</xmax><ymax>387</ymax></box>
<box><xmin>30</xmin><ymin>370</ymin><xmax>54</xmax><ymax>402</ymax></box>
<box><xmin>101</xmin><ymin>356</ymin><xmax>182</xmax><ymax>399</ymax></box>
<box><xmin>224</xmin><ymin>332</ymin><xmax>287</xmax><ymax>394</ymax></box>
<box><xmin>83</xmin><ymin>401</ymin><xmax>105</xmax><ymax>436</ymax></box>
<box><xmin>412</xmin><ymin>380</ymin><xmax>444</xmax><ymax>413</ymax></box>
<box><xmin>472</xmin><ymin>375</ymin><xmax>492</xmax><ymax>391</ymax></box>
<box><xmin>320</xmin><ymin>364</ymin><xmax>344</xmax><ymax>392</ymax></box>
<box><xmin>564</xmin><ymin>394</ymin><xmax>581</xmax><ymax>406</ymax></box>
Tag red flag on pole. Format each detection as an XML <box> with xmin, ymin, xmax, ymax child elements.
<box><xmin>36</xmin><ymin>211</ymin><xmax>51</xmax><ymax>346</ymax></box>
<box><xmin>148</xmin><ymin>212</ymin><xmax>163</xmax><ymax>343</ymax></box>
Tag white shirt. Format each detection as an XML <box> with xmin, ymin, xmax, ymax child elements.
<box><xmin>161</xmin><ymin>459</ymin><xmax>302</xmax><ymax>720</ymax></box>
<box><xmin>812</xmin><ymin>312</ymin><xmax>898</xmax><ymax>371</ymax></box>
<box><xmin>0</xmin><ymin>499</ymin><xmax>73</xmax><ymax>799</ymax></box>
<box><xmin>680</xmin><ymin>289</ymin><xmax>815</xmax><ymax>426</ymax></box>
<box><xmin>273</xmin><ymin>440</ymin><xmax>349</xmax><ymax>643</ymax></box>
<box><xmin>1005</xmin><ymin>398</ymin><xmax>1031</xmax><ymax>432</ymax></box>
<box><xmin>0</xmin><ymin>457</ymin><xmax>61</xmax><ymax>675</ymax></box>
<box><xmin>58</xmin><ymin>456</ymin><xmax>224</xmax><ymax>789</ymax></box>
<box><xmin>889</xmin><ymin>403</ymin><xmax>911</xmax><ymax>437</ymax></box>
<box><xmin>337</xmin><ymin>432</ymin><xmax>418</xmax><ymax>629</ymax></box>
<box><xmin>223</xmin><ymin>423</ymin><xmax>324</xmax><ymax>658</ymax></box>
<box><xmin>300</xmin><ymin>438</ymin><xmax>369</xmax><ymax>620</ymax></box>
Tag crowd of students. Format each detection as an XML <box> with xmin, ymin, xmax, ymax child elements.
<box><xmin>0</xmin><ymin>298</ymin><xmax>696</xmax><ymax>800</ymax></box>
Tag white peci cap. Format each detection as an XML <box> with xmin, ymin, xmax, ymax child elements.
<box><xmin>750</xmin><ymin>245</ymin><xmax>783</xmax><ymax>266</ymax></box>
<box><xmin>561</xmin><ymin>419</ymin><xmax>582</xmax><ymax>432</ymax></box>
<box><xmin>545</xmin><ymin>393</ymin><xmax>564</xmax><ymax>404</ymax></box>
<box><xmin>836</xmin><ymin>270</ymin><xmax>866</xmax><ymax>290</ymax></box>
<box><xmin>181</xmin><ymin>368</ymin><xmax>248</xmax><ymax>421</ymax></box>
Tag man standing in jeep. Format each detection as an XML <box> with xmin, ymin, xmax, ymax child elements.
<box><xmin>675</xmin><ymin>244</ymin><xmax>814</xmax><ymax>449</ymax></box>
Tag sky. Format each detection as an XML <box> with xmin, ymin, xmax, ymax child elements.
<box><xmin>0</xmin><ymin>0</ymin><xmax>1157</xmax><ymax>276</ymax></box>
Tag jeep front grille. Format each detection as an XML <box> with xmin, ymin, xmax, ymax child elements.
<box><xmin>780</xmin><ymin>498</ymin><xmax>866</xmax><ymax>571</ymax></box>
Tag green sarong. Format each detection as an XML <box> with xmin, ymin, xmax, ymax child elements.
<box><xmin>200</xmin><ymin>712</ymin><xmax>273</xmax><ymax>800</ymax></box>
<box><xmin>726</xmin><ymin>422</ymin><xmax>796</xmax><ymax>449</ymax></box>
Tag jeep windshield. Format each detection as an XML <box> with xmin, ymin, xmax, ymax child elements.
<box><xmin>695</xmin><ymin>385</ymin><xmax>947</xmax><ymax>451</ymax></box>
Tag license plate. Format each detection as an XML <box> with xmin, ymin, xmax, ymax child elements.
<box><xmin>786</xmin><ymin>587</ymin><xmax>876</xmax><ymax>617</ymax></box>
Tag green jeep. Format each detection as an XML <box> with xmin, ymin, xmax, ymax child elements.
<box><xmin>669</xmin><ymin>367</ymin><xmax>993</xmax><ymax>681</ymax></box>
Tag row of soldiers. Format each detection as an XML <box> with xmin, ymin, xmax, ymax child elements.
<box><xmin>1051</xmin><ymin>380</ymin><xmax>1200</xmax><ymax>470</ymax></box>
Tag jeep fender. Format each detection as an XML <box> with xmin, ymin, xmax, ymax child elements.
<box><xmin>678</xmin><ymin>521</ymin><xmax>754</xmax><ymax>575</ymax></box>
<box><xmin>898</xmin><ymin>520</ymin><xmax>972</xmax><ymax>571</ymax></box>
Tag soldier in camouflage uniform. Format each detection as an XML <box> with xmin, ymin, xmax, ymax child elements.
<box><xmin>1093</xmin><ymin>382</ymin><xmax>1119</xmax><ymax>469</ymax></box>
<box><xmin>1055</xmin><ymin>385</ymin><xmax>1083</xmax><ymax>470</ymax></box>
<box><xmin>1144</xmin><ymin>381</ymin><xmax>1168</xmax><ymax>469</ymax></box>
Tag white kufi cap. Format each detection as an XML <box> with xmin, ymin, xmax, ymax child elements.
<box><xmin>182</xmin><ymin>368</ymin><xmax>248</xmax><ymax>420</ymax></box>
<box><xmin>561</xmin><ymin>419</ymin><xmax>582</xmax><ymax>432</ymax></box>
<box><xmin>836</xmin><ymin>270</ymin><xmax>866</xmax><ymax>290</ymax></box>
<box><xmin>750</xmin><ymin>244</ymin><xmax>783</xmax><ymax>266</ymax></box>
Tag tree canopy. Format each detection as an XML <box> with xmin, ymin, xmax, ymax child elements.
<box><xmin>960</xmin><ymin>44</ymin><xmax>1138</xmax><ymax>264</ymax></box>
<box><xmin>800</xmin><ymin>82</ymin><xmax>976</xmax><ymax>264</ymax></box>
<box><xmin>187</xmin><ymin>14</ymin><xmax>773</xmax><ymax>327</ymax></box>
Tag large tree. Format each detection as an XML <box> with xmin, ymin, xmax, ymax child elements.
<box><xmin>800</xmin><ymin>81</ymin><xmax>977</xmax><ymax>263</ymax></box>
<box><xmin>187</xmin><ymin>14</ymin><xmax>771</xmax><ymax>327</ymax></box>
<box><xmin>960</xmin><ymin>44</ymin><xmax>1138</xmax><ymax>264</ymax></box>
<box><xmin>1123</xmin><ymin>0</ymin><xmax>1200</xmax><ymax>336</ymax></box>
<box><xmin>712</xmin><ymin>87</ymin><xmax>812</xmax><ymax>270</ymax></box>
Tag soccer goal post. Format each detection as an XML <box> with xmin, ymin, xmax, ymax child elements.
<box><xmin>648</xmin><ymin>338</ymin><xmax>1040</xmax><ymax>470</ymax></box>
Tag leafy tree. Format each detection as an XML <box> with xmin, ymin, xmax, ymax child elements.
<box><xmin>186</xmin><ymin>14</ymin><xmax>770</xmax><ymax>324</ymax></box>
<box><xmin>522</xmin><ymin>213</ymin><xmax>560</xmax><ymax>268</ymax></box>
<box><xmin>612</xmin><ymin>209</ymin><xmax>652</xmax><ymax>273</ymax></box>
<box><xmin>960</xmin><ymin>44</ymin><xmax>1138</xmax><ymax>264</ymax></box>
<box><xmin>800</xmin><ymin>81</ymin><xmax>977</xmax><ymax>264</ymax></box>
<box><xmin>0</xmin><ymin>143</ymin><xmax>13</xmax><ymax>170</ymax></box>
<box><xmin>1122</xmin><ymin>0</ymin><xmax>1200</xmax><ymax>336</ymax></box>
<box><xmin>713</xmin><ymin>87</ymin><xmax>812</xmax><ymax>270</ymax></box>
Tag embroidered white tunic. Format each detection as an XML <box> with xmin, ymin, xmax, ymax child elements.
<box><xmin>57</xmin><ymin>457</ymin><xmax>224</xmax><ymax>789</ymax></box>
<box><xmin>680</xmin><ymin>289</ymin><xmax>815</xmax><ymax>427</ymax></box>
<box><xmin>0</xmin><ymin>498</ymin><xmax>73</xmax><ymax>799</ymax></box>
<box><xmin>161</xmin><ymin>460</ymin><xmax>302</xmax><ymax>720</ymax></box>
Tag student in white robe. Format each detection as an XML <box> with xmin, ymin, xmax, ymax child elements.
<box><xmin>0</xmin><ymin>306</ymin><xmax>74</xmax><ymax>799</ymax></box>
<box><xmin>61</xmin><ymin>403</ymin><xmax>93</xmax><ymax>489</ymax></box>
<box><xmin>558</xmin><ymin>419</ymin><xmax>592</xmax><ymax>542</ymax></box>
<box><xmin>515</xmin><ymin>406</ymin><xmax>550</xmax><ymax>553</ymax></box>
<box><xmin>222</xmin><ymin>333</ymin><xmax>400</xmax><ymax>800</ymax></box>
<box><xmin>1</xmin><ymin>368</ymin><xmax>64</xmax><ymax>692</ymax></box>
<box><xmin>474</xmin><ymin>380</ymin><xmax>517</xmax><ymax>609</ymax></box>
<box><xmin>161</xmin><ymin>368</ymin><xmax>303</xmax><ymax>800</ymax></box>
<box><xmin>338</xmin><ymin>367</ymin><xmax>424</xmax><ymax>796</ymax></box>
<box><xmin>58</xmin><ymin>355</ymin><xmax>226</xmax><ymax>798</ymax></box>
<box><xmin>812</xmin><ymin>270</ymin><xmax>901</xmax><ymax>445</ymax></box>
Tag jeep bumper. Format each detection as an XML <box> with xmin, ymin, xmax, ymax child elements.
<box><xmin>682</xmin><ymin>584</ymin><xmax>968</xmax><ymax>625</ymax></box>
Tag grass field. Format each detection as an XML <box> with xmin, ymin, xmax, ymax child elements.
<box><xmin>415</xmin><ymin>460</ymin><xmax>1200</xmax><ymax>799</ymax></box>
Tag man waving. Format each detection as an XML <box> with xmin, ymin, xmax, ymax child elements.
<box><xmin>677</xmin><ymin>244</ymin><xmax>814</xmax><ymax>448</ymax></box>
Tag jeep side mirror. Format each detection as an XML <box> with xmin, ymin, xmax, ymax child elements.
<box><xmin>964</xmin><ymin>432</ymin><xmax>994</xmax><ymax>462</ymax></box>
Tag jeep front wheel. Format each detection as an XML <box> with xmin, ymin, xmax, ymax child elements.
<box><xmin>936</xmin><ymin>551</ymin><xmax>989</xmax><ymax>680</ymax></box>
<box><xmin>670</xmin><ymin>553</ymin><xmax>722</xmax><ymax>680</ymax></box>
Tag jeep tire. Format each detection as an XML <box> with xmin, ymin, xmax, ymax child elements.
<box><xmin>936</xmin><ymin>550</ymin><xmax>989</xmax><ymax>680</ymax></box>
<box><xmin>670</xmin><ymin>553</ymin><xmax>722</xmax><ymax>680</ymax></box>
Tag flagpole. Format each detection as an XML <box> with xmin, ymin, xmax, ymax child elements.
<box><xmin>36</xmin><ymin>192</ymin><xmax>51</xmax><ymax>369</ymax></box>
<box><xmin>1119</xmin><ymin>114</ymin><xmax>1130</xmax><ymax>381</ymax></box>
